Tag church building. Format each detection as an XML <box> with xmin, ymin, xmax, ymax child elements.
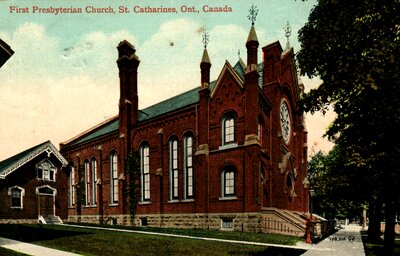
<box><xmin>60</xmin><ymin>18</ymin><xmax>309</xmax><ymax>235</ymax></box>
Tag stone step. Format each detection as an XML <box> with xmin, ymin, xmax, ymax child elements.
<box><xmin>41</xmin><ymin>215</ymin><xmax>63</xmax><ymax>224</ymax></box>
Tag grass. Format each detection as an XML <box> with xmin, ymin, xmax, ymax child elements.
<box><xmin>0</xmin><ymin>247</ymin><xmax>30</xmax><ymax>256</ymax></box>
<box><xmin>67</xmin><ymin>222</ymin><xmax>303</xmax><ymax>245</ymax></box>
<box><xmin>361</xmin><ymin>231</ymin><xmax>400</xmax><ymax>256</ymax></box>
<box><xmin>0</xmin><ymin>224</ymin><xmax>305</xmax><ymax>256</ymax></box>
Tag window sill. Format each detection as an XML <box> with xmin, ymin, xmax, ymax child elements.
<box><xmin>182</xmin><ymin>198</ymin><xmax>195</xmax><ymax>202</ymax></box>
<box><xmin>139</xmin><ymin>201</ymin><xmax>151</xmax><ymax>205</ymax></box>
<box><xmin>84</xmin><ymin>205</ymin><xmax>97</xmax><ymax>208</ymax></box>
<box><xmin>10</xmin><ymin>207</ymin><xmax>23</xmax><ymax>209</ymax></box>
<box><xmin>108</xmin><ymin>203</ymin><xmax>119</xmax><ymax>207</ymax></box>
<box><xmin>218</xmin><ymin>143</ymin><xmax>238</xmax><ymax>151</ymax></box>
<box><xmin>168</xmin><ymin>199</ymin><xmax>180</xmax><ymax>203</ymax></box>
<box><xmin>219</xmin><ymin>196</ymin><xmax>238</xmax><ymax>201</ymax></box>
<box><xmin>168</xmin><ymin>199</ymin><xmax>195</xmax><ymax>203</ymax></box>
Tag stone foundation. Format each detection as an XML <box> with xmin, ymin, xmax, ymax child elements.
<box><xmin>0</xmin><ymin>219</ymin><xmax>39</xmax><ymax>224</ymax></box>
<box><xmin>68</xmin><ymin>212</ymin><xmax>263</xmax><ymax>232</ymax></box>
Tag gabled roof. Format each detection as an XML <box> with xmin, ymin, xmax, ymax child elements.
<box><xmin>0</xmin><ymin>141</ymin><xmax>68</xmax><ymax>179</ymax></box>
<box><xmin>61</xmin><ymin>116</ymin><xmax>119</xmax><ymax>148</ymax></box>
<box><xmin>62</xmin><ymin>88</ymin><xmax>201</xmax><ymax>148</ymax></box>
<box><xmin>61</xmin><ymin>59</ymin><xmax>264</xmax><ymax>149</ymax></box>
<box><xmin>210</xmin><ymin>60</ymin><xmax>245</xmax><ymax>98</ymax></box>
<box><xmin>139</xmin><ymin>87</ymin><xmax>199</xmax><ymax>122</ymax></box>
<box><xmin>0</xmin><ymin>39</ymin><xmax>14</xmax><ymax>68</ymax></box>
<box><xmin>232</xmin><ymin>60</ymin><xmax>264</xmax><ymax>88</ymax></box>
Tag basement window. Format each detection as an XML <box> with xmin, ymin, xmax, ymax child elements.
<box><xmin>221</xmin><ymin>218</ymin><xmax>234</xmax><ymax>231</ymax></box>
<box><xmin>140</xmin><ymin>217</ymin><xmax>148</xmax><ymax>226</ymax></box>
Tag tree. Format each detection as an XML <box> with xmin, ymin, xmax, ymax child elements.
<box><xmin>297</xmin><ymin>0</ymin><xmax>400</xmax><ymax>253</ymax></box>
<box><xmin>308</xmin><ymin>147</ymin><xmax>366</xmax><ymax>220</ymax></box>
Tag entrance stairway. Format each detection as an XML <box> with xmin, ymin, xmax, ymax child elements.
<box><xmin>39</xmin><ymin>215</ymin><xmax>63</xmax><ymax>224</ymax></box>
<box><xmin>261</xmin><ymin>207</ymin><xmax>326</xmax><ymax>237</ymax></box>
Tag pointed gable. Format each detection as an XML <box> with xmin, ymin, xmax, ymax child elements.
<box><xmin>0</xmin><ymin>141</ymin><xmax>67</xmax><ymax>179</ymax></box>
<box><xmin>210</xmin><ymin>60</ymin><xmax>244</xmax><ymax>98</ymax></box>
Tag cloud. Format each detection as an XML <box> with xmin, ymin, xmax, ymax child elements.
<box><xmin>137</xmin><ymin>19</ymin><xmax>269</xmax><ymax>107</ymax></box>
<box><xmin>0</xmin><ymin>22</ymin><xmax>136</xmax><ymax>159</ymax></box>
<box><xmin>0</xmin><ymin>19</ymin><xmax>333</xmax><ymax>160</ymax></box>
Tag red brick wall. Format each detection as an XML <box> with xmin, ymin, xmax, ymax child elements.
<box><xmin>262</xmin><ymin>44</ymin><xmax>308</xmax><ymax>212</ymax></box>
<box><xmin>62</xmin><ymin>40</ymin><xmax>308</xmax><ymax>221</ymax></box>
<box><xmin>0</xmin><ymin>152</ymin><xmax>68</xmax><ymax>220</ymax></box>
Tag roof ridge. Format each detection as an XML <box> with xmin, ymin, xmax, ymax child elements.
<box><xmin>60</xmin><ymin>115</ymin><xmax>118</xmax><ymax>146</ymax></box>
<box><xmin>140</xmin><ymin>87</ymin><xmax>199</xmax><ymax>113</ymax></box>
<box><xmin>0</xmin><ymin>140</ymin><xmax>49</xmax><ymax>164</ymax></box>
<box><xmin>0</xmin><ymin>141</ymin><xmax>68</xmax><ymax>178</ymax></box>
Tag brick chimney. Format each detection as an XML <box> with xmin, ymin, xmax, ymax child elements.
<box><xmin>116</xmin><ymin>40</ymin><xmax>140</xmax><ymax>136</ymax></box>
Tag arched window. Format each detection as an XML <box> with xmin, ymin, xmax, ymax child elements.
<box><xmin>222</xmin><ymin>114</ymin><xmax>235</xmax><ymax>145</ymax></box>
<box><xmin>140</xmin><ymin>143</ymin><xmax>150</xmax><ymax>201</ymax></box>
<box><xmin>110</xmin><ymin>151</ymin><xmax>118</xmax><ymax>204</ymax></box>
<box><xmin>84</xmin><ymin>160</ymin><xmax>90</xmax><ymax>206</ymax></box>
<box><xmin>8</xmin><ymin>186</ymin><xmax>25</xmax><ymax>209</ymax></box>
<box><xmin>69</xmin><ymin>166</ymin><xmax>75</xmax><ymax>207</ymax></box>
<box><xmin>169</xmin><ymin>138</ymin><xmax>179</xmax><ymax>199</ymax></box>
<box><xmin>221</xmin><ymin>166</ymin><xmax>235</xmax><ymax>197</ymax></box>
<box><xmin>91</xmin><ymin>158</ymin><xmax>97</xmax><ymax>205</ymax></box>
<box><xmin>184</xmin><ymin>135</ymin><xmax>194</xmax><ymax>199</ymax></box>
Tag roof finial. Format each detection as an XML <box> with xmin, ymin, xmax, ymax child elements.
<box><xmin>284</xmin><ymin>21</ymin><xmax>292</xmax><ymax>49</ymax></box>
<box><xmin>248</xmin><ymin>5</ymin><xmax>259</xmax><ymax>26</ymax></box>
<box><xmin>238</xmin><ymin>49</ymin><xmax>241</xmax><ymax>60</ymax></box>
<box><xmin>202</xmin><ymin>29</ymin><xmax>210</xmax><ymax>49</ymax></box>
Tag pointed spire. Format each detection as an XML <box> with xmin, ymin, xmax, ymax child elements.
<box><xmin>284</xmin><ymin>21</ymin><xmax>292</xmax><ymax>50</ymax></box>
<box><xmin>246</xmin><ymin>5</ymin><xmax>259</xmax><ymax>72</ymax></box>
<box><xmin>200</xmin><ymin>29</ymin><xmax>211</xmax><ymax>88</ymax></box>
<box><xmin>201</xmin><ymin>28</ymin><xmax>211</xmax><ymax>64</ymax></box>
<box><xmin>201</xmin><ymin>48</ymin><xmax>211</xmax><ymax>64</ymax></box>
<box><xmin>246</xmin><ymin>25</ymin><xmax>259</xmax><ymax>44</ymax></box>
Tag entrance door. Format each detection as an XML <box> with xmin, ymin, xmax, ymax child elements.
<box><xmin>37</xmin><ymin>186</ymin><xmax>56</xmax><ymax>217</ymax></box>
<box><xmin>39</xmin><ymin>195</ymin><xmax>54</xmax><ymax>216</ymax></box>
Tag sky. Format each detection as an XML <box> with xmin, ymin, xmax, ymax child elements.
<box><xmin>0</xmin><ymin>0</ymin><xmax>334</xmax><ymax>160</ymax></box>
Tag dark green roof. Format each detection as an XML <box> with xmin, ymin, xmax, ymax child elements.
<box><xmin>0</xmin><ymin>141</ymin><xmax>67</xmax><ymax>178</ymax></box>
<box><xmin>64</xmin><ymin>118</ymin><xmax>119</xmax><ymax>148</ymax></box>
<box><xmin>0</xmin><ymin>141</ymin><xmax>49</xmax><ymax>174</ymax></box>
<box><xmin>62</xmin><ymin>60</ymin><xmax>263</xmax><ymax>149</ymax></box>
<box><xmin>139</xmin><ymin>87</ymin><xmax>199</xmax><ymax>121</ymax></box>
<box><xmin>232</xmin><ymin>60</ymin><xmax>264</xmax><ymax>87</ymax></box>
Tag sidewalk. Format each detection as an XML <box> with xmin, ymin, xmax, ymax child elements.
<box><xmin>298</xmin><ymin>224</ymin><xmax>365</xmax><ymax>256</ymax></box>
<box><xmin>0</xmin><ymin>237</ymin><xmax>81</xmax><ymax>256</ymax></box>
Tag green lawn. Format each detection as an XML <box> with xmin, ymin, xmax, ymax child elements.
<box><xmin>0</xmin><ymin>246</ymin><xmax>30</xmax><ymax>256</ymax></box>
<box><xmin>0</xmin><ymin>224</ymin><xmax>305</xmax><ymax>256</ymax></box>
<box><xmin>67</xmin><ymin>222</ymin><xmax>303</xmax><ymax>245</ymax></box>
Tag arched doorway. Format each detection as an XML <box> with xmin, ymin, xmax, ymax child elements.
<box><xmin>36</xmin><ymin>185</ymin><xmax>57</xmax><ymax>217</ymax></box>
